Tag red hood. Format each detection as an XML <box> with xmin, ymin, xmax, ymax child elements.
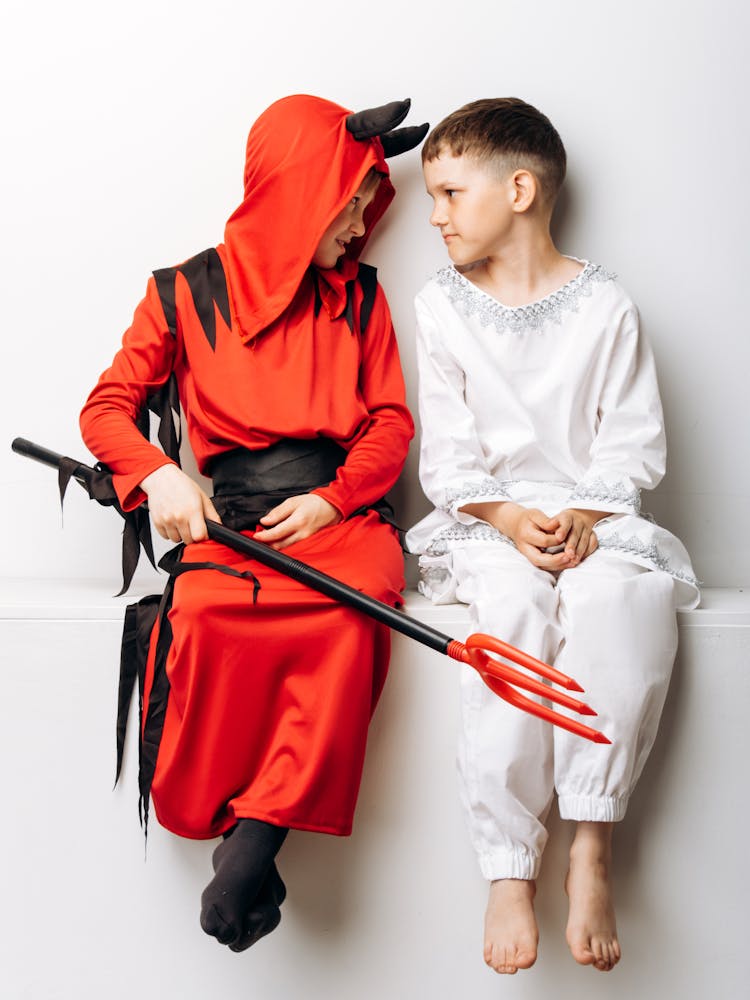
<box><xmin>223</xmin><ymin>94</ymin><xmax>395</xmax><ymax>343</ymax></box>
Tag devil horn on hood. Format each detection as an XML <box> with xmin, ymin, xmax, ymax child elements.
<box><xmin>346</xmin><ymin>99</ymin><xmax>412</xmax><ymax>140</ymax></box>
<box><xmin>380</xmin><ymin>122</ymin><xmax>430</xmax><ymax>158</ymax></box>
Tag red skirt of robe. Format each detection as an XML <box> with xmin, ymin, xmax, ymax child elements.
<box><xmin>141</xmin><ymin>510</ymin><xmax>403</xmax><ymax>840</ymax></box>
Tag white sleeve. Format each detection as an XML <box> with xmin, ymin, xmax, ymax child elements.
<box><xmin>568</xmin><ymin>304</ymin><xmax>666</xmax><ymax>515</ymax></box>
<box><xmin>415</xmin><ymin>294</ymin><xmax>511</xmax><ymax>524</ymax></box>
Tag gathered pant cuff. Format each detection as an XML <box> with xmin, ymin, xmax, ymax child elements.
<box><xmin>478</xmin><ymin>846</ymin><xmax>541</xmax><ymax>882</ymax></box>
<box><xmin>557</xmin><ymin>793</ymin><xmax>628</xmax><ymax>823</ymax></box>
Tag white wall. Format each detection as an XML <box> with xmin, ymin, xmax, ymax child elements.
<box><xmin>2</xmin><ymin>0</ymin><xmax>748</xmax><ymax>587</ymax></box>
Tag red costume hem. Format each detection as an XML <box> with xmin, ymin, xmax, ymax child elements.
<box><xmin>151</xmin><ymin>802</ymin><xmax>355</xmax><ymax>841</ymax></box>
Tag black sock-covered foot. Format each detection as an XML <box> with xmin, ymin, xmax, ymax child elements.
<box><xmin>258</xmin><ymin>861</ymin><xmax>287</xmax><ymax>908</ymax></box>
<box><xmin>200</xmin><ymin>819</ymin><xmax>288</xmax><ymax>947</ymax></box>
<box><xmin>228</xmin><ymin>862</ymin><xmax>288</xmax><ymax>953</ymax></box>
<box><xmin>228</xmin><ymin>902</ymin><xmax>282</xmax><ymax>953</ymax></box>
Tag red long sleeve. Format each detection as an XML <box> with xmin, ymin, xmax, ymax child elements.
<box><xmin>80</xmin><ymin>276</ymin><xmax>179</xmax><ymax>510</ymax></box>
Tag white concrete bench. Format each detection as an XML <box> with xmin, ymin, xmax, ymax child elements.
<box><xmin>1</xmin><ymin>579</ymin><xmax>747</xmax><ymax>999</ymax></box>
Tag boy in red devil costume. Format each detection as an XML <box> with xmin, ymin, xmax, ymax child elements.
<box><xmin>79</xmin><ymin>95</ymin><xmax>425</xmax><ymax>951</ymax></box>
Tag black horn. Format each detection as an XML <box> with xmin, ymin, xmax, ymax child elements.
<box><xmin>380</xmin><ymin>122</ymin><xmax>430</xmax><ymax>158</ymax></box>
<box><xmin>346</xmin><ymin>99</ymin><xmax>412</xmax><ymax>140</ymax></box>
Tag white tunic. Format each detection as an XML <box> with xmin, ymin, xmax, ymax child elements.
<box><xmin>405</xmin><ymin>261</ymin><xmax>699</xmax><ymax>610</ymax></box>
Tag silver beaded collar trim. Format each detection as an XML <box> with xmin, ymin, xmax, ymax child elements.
<box><xmin>435</xmin><ymin>261</ymin><xmax>614</xmax><ymax>334</ymax></box>
<box><xmin>568</xmin><ymin>477</ymin><xmax>642</xmax><ymax>514</ymax></box>
<box><xmin>597</xmin><ymin>533</ymin><xmax>699</xmax><ymax>586</ymax></box>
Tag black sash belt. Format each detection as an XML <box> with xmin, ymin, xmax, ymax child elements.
<box><xmin>210</xmin><ymin>438</ymin><xmax>348</xmax><ymax>531</ymax></box>
<box><xmin>210</xmin><ymin>437</ymin><xmax>396</xmax><ymax>531</ymax></box>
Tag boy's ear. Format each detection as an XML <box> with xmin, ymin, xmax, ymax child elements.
<box><xmin>510</xmin><ymin>169</ymin><xmax>537</xmax><ymax>213</ymax></box>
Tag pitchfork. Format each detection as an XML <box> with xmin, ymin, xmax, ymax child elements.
<box><xmin>12</xmin><ymin>437</ymin><xmax>610</xmax><ymax>744</ymax></box>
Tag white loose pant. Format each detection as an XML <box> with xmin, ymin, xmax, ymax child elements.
<box><xmin>451</xmin><ymin>545</ymin><xmax>678</xmax><ymax>881</ymax></box>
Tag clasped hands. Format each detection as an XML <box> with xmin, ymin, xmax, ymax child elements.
<box><xmin>141</xmin><ymin>464</ymin><xmax>341</xmax><ymax>549</ymax></box>
<box><xmin>461</xmin><ymin>500</ymin><xmax>607</xmax><ymax>571</ymax></box>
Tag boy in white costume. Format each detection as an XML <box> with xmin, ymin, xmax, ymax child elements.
<box><xmin>406</xmin><ymin>99</ymin><xmax>699</xmax><ymax>975</ymax></box>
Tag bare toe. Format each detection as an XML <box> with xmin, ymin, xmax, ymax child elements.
<box><xmin>484</xmin><ymin>879</ymin><xmax>538</xmax><ymax>975</ymax></box>
<box><xmin>565</xmin><ymin>828</ymin><xmax>620</xmax><ymax>972</ymax></box>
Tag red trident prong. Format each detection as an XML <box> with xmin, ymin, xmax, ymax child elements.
<box><xmin>447</xmin><ymin>634</ymin><xmax>611</xmax><ymax>744</ymax></box>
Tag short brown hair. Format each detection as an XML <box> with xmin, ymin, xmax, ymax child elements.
<box><xmin>423</xmin><ymin>98</ymin><xmax>567</xmax><ymax>206</ymax></box>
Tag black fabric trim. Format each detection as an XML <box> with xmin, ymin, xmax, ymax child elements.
<box><xmin>168</xmin><ymin>558</ymin><xmax>261</xmax><ymax>604</ymax></box>
<box><xmin>115</xmin><ymin>594</ymin><xmax>161</xmax><ymax>787</ymax></box>
<box><xmin>178</xmin><ymin>249</ymin><xmax>225</xmax><ymax>350</ymax></box>
<box><xmin>153</xmin><ymin>248</ymin><xmax>231</xmax><ymax>351</ymax></box>
<box><xmin>208</xmin><ymin>248</ymin><xmax>232</xmax><ymax>331</ymax></box>
<box><xmin>357</xmin><ymin>264</ymin><xmax>378</xmax><ymax>334</ymax></box>
<box><xmin>344</xmin><ymin>279</ymin><xmax>356</xmax><ymax>333</ymax></box>
<box><xmin>117</xmin><ymin>543</ymin><xmax>262</xmax><ymax>837</ymax></box>
<box><xmin>152</xmin><ymin>268</ymin><xmax>178</xmax><ymax>338</ymax></box>
<box><xmin>154</xmin><ymin>251</ymin><xmax>376</xmax><ymax>346</ymax></box>
<box><xmin>138</xmin><ymin>576</ymin><xmax>176</xmax><ymax>836</ymax></box>
<box><xmin>311</xmin><ymin>265</ymin><xmax>378</xmax><ymax>335</ymax></box>
<box><xmin>58</xmin><ymin>457</ymin><xmax>156</xmax><ymax>595</ymax></box>
<box><xmin>146</xmin><ymin>374</ymin><xmax>182</xmax><ymax>464</ymax></box>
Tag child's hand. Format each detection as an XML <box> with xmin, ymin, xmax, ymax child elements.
<box><xmin>141</xmin><ymin>463</ymin><xmax>221</xmax><ymax>544</ymax></box>
<box><xmin>546</xmin><ymin>508</ymin><xmax>605</xmax><ymax>568</ymax></box>
<box><xmin>493</xmin><ymin>503</ymin><xmax>573</xmax><ymax>570</ymax></box>
<box><xmin>255</xmin><ymin>493</ymin><xmax>342</xmax><ymax>550</ymax></box>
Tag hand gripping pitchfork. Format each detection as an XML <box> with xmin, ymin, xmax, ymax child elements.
<box><xmin>12</xmin><ymin>437</ymin><xmax>610</xmax><ymax>744</ymax></box>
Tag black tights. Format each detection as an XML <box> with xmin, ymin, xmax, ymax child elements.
<box><xmin>200</xmin><ymin>818</ymin><xmax>288</xmax><ymax>951</ymax></box>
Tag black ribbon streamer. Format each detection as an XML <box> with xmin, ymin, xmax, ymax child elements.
<box><xmin>115</xmin><ymin>543</ymin><xmax>261</xmax><ymax>837</ymax></box>
<box><xmin>57</xmin><ymin>455</ymin><xmax>156</xmax><ymax>595</ymax></box>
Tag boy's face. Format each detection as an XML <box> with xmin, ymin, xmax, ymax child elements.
<box><xmin>424</xmin><ymin>151</ymin><xmax>516</xmax><ymax>267</ymax></box>
<box><xmin>312</xmin><ymin>177</ymin><xmax>380</xmax><ymax>270</ymax></box>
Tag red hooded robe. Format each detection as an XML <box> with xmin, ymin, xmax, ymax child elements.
<box><xmin>80</xmin><ymin>95</ymin><xmax>414</xmax><ymax>838</ymax></box>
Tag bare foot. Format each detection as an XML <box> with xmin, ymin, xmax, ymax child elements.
<box><xmin>565</xmin><ymin>822</ymin><xmax>620</xmax><ymax>971</ymax></box>
<box><xmin>484</xmin><ymin>878</ymin><xmax>538</xmax><ymax>974</ymax></box>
